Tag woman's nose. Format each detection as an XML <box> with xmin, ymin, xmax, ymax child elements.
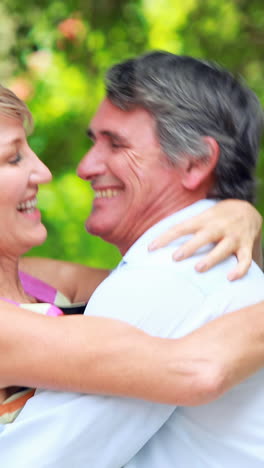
<box><xmin>29</xmin><ymin>153</ymin><xmax>52</xmax><ymax>185</ymax></box>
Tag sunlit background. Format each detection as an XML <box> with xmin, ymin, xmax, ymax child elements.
<box><xmin>1</xmin><ymin>0</ymin><xmax>263</xmax><ymax>268</ymax></box>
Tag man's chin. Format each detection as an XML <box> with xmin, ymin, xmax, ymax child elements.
<box><xmin>85</xmin><ymin>220</ymin><xmax>109</xmax><ymax>239</ymax></box>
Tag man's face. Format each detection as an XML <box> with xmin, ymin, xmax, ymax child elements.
<box><xmin>77</xmin><ymin>98</ymin><xmax>183</xmax><ymax>252</ymax></box>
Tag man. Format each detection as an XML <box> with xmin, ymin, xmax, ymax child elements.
<box><xmin>1</xmin><ymin>51</ymin><xmax>264</xmax><ymax>467</ymax></box>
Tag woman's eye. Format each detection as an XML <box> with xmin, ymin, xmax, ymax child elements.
<box><xmin>9</xmin><ymin>153</ymin><xmax>22</xmax><ymax>165</ymax></box>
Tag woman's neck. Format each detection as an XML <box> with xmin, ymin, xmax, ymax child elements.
<box><xmin>0</xmin><ymin>256</ymin><xmax>35</xmax><ymax>304</ymax></box>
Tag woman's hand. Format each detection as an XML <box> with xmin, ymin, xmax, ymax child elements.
<box><xmin>149</xmin><ymin>200</ymin><xmax>262</xmax><ymax>281</ymax></box>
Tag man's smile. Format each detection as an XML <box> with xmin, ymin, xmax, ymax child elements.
<box><xmin>94</xmin><ymin>188</ymin><xmax>121</xmax><ymax>199</ymax></box>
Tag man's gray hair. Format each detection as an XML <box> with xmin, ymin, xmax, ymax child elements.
<box><xmin>106</xmin><ymin>51</ymin><xmax>263</xmax><ymax>202</ymax></box>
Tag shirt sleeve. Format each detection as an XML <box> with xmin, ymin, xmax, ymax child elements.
<box><xmin>0</xmin><ymin>266</ymin><xmax>208</xmax><ymax>468</ymax></box>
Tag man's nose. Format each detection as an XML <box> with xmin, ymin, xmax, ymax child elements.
<box><xmin>77</xmin><ymin>146</ymin><xmax>106</xmax><ymax>181</ymax></box>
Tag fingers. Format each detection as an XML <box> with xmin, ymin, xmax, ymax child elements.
<box><xmin>227</xmin><ymin>247</ymin><xmax>253</xmax><ymax>281</ymax></box>
<box><xmin>148</xmin><ymin>218</ymin><xmax>203</xmax><ymax>251</ymax></box>
<box><xmin>194</xmin><ymin>238</ymin><xmax>235</xmax><ymax>273</ymax></box>
<box><xmin>148</xmin><ymin>200</ymin><xmax>261</xmax><ymax>280</ymax></box>
<box><xmin>194</xmin><ymin>242</ymin><xmax>252</xmax><ymax>281</ymax></box>
<box><xmin>171</xmin><ymin>230</ymin><xmax>218</xmax><ymax>261</ymax></box>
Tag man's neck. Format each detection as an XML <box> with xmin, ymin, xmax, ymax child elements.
<box><xmin>118</xmin><ymin>192</ymin><xmax>205</xmax><ymax>255</ymax></box>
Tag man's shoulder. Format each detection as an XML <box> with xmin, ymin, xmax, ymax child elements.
<box><xmin>85</xmin><ymin>250</ymin><xmax>264</xmax><ymax>339</ymax></box>
<box><xmin>119</xmin><ymin>246</ymin><xmax>264</xmax><ymax>317</ymax></box>
<box><xmin>94</xmin><ymin>239</ymin><xmax>264</xmax><ymax>305</ymax></box>
<box><xmin>124</xmin><ymin>224</ymin><xmax>264</xmax><ymax>296</ymax></box>
<box><xmin>85</xmin><ymin>256</ymin><xmax>208</xmax><ymax>338</ymax></box>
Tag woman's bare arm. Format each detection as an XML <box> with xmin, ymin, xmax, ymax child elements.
<box><xmin>1</xmin><ymin>300</ymin><xmax>264</xmax><ymax>405</ymax></box>
<box><xmin>19</xmin><ymin>257</ymin><xmax>110</xmax><ymax>302</ymax></box>
<box><xmin>149</xmin><ymin>200</ymin><xmax>263</xmax><ymax>280</ymax></box>
<box><xmin>20</xmin><ymin>200</ymin><xmax>262</xmax><ymax>303</ymax></box>
<box><xmin>11</xmin><ymin>200</ymin><xmax>262</xmax><ymax>404</ymax></box>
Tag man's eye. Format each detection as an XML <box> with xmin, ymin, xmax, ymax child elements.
<box><xmin>111</xmin><ymin>142</ymin><xmax>122</xmax><ymax>149</ymax></box>
<box><xmin>9</xmin><ymin>153</ymin><xmax>22</xmax><ymax>165</ymax></box>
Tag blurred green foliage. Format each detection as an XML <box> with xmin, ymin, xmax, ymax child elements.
<box><xmin>0</xmin><ymin>0</ymin><xmax>263</xmax><ymax>267</ymax></box>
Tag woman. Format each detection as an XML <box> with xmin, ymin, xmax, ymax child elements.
<box><xmin>0</xmin><ymin>83</ymin><xmax>263</xmax><ymax>422</ymax></box>
<box><xmin>0</xmin><ymin>85</ymin><xmax>71</xmax><ymax>423</ymax></box>
<box><xmin>0</xmin><ymin>84</ymin><xmax>113</xmax><ymax>423</ymax></box>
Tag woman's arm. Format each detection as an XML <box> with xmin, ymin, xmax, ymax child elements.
<box><xmin>20</xmin><ymin>200</ymin><xmax>262</xmax><ymax>301</ymax></box>
<box><xmin>19</xmin><ymin>257</ymin><xmax>110</xmax><ymax>303</ymax></box>
<box><xmin>9</xmin><ymin>199</ymin><xmax>262</xmax><ymax>405</ymax></box>
<box><xmin>149</xmin><ymin>200</ymin><xmax>263</xmax><ymax>280</ymax></box>
<box><xmin>1</xmin><ymin>300</ymin><xmax>264</xmax><ymax>405</ymax></box>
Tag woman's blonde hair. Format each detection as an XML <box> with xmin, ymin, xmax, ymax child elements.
<box><xmin>0</xmin><ymin>84</ymin><xmax>33</xmax><ymax>132</ymax></box>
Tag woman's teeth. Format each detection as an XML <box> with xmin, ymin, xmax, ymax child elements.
<box><xmin>17</xmin><ymin>198</ymin><xmax>37</xmax><ymax>213</ymax></box>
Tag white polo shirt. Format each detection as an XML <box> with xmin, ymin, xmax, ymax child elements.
<box><xmin>1</xmin><ymin>199</ymin><xmax>264</xmax><ymax>468</ymax></box>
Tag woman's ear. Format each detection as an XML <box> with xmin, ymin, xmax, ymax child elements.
<box><xmin>181</xmin><ymin>137</ymin><xmax>220</xmax><ymax>191</ymax></box>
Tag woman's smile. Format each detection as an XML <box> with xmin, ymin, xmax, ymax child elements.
<box><xmin>16</xmin><ymin>196</ymin><xmax>41</xmax><ymax>220</ymax></box>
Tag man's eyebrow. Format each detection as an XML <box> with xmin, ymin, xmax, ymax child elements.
<box><xmin>100</xmin><ymin>130</ymin><xmax>129</xmax><ymax>145</ymax></box>
<box><xmin>86</xmin><ymin>128</ymin><xmax>129</xmax><ymax>145</ymax></box>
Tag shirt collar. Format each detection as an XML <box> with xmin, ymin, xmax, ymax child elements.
<box><xmin>122</xmin><ymin>199</ymin><xmax>217</xmax><ymax>264</ymax></box>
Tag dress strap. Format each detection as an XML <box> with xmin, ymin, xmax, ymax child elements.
<box><xmin>19</xmin><ymin>270</ymin><xmax>71</xmax><ymax>306</ymax></box>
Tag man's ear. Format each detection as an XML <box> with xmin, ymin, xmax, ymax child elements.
<box><xmin>181</xmin><ymin>137</ymin><xmax>220</xmax><ymax>191</ymax></box>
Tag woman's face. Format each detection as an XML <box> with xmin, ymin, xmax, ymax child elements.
<box><xmin>0</xmin><ymin>113</ymin><xmax>52</xmax><ymax>257</ymax></box>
